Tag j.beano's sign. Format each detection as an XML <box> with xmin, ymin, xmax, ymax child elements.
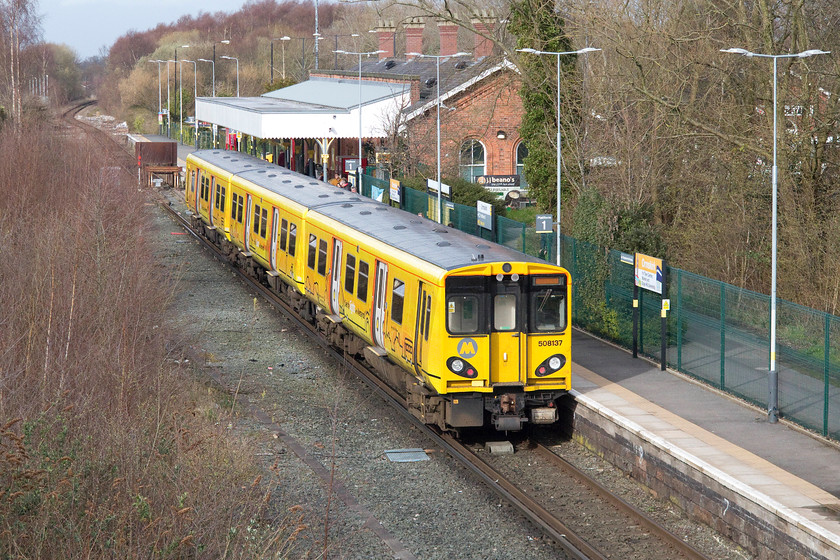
<box><xmin>477</xmin><ymin>175</ymin><xmax>520</xmax><ymax>187</ymax></box>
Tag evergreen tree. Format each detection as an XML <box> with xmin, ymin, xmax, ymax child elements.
<box><xmin>508</xmin><ymin>0</ymin><xmax>581</xmax><ymax>215</ymax></box>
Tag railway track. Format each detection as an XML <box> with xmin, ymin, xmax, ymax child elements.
<box><xmin>156</xmin><ymin>196</ymin><xmax>716</xmax><ymax>560</ymax></box>
<box><xmin>65</xmin><ymin>108</ymin><xmax>720</xmax><ymax>559</ymax></box>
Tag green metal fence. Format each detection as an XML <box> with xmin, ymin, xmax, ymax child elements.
<box><xmin>365</xmin><ymin>175</ymin><xmax>840</xmax><ymax>439</ymax></box>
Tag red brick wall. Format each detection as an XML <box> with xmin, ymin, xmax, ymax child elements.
<box><xmin>407</xmin><ymin>69</ymin><xmax>524</xmax><ymax>180</ymax></box>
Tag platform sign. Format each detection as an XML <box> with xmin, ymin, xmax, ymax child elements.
<box><xmin>635</xmin><ymin>253</ymin><xmax>664</xmax><ymax>295</ymax></box>
<box><xmin>477</xmin><ymin>200</ymin><xmax>493</xmax><ymax>231</ymax></box>
<box><xmin>389</xmin><ymin>178</ymin><xmax>401</xmax><ymax>204</ymax></box>
<box><xmin>426</xmin><ymin>179</ymin><xmax>451</xmax><ymax>199</ymax></box>
<box><xmin>535</xmin><ymin>214</ymin><xmax>553</xmax><ymax>234</ymax></box>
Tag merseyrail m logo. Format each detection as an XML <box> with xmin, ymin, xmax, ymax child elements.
<box><xmin>457</xmin><ymin>338</ymin><xmax>478</xmax><ymax>359</ymax></box>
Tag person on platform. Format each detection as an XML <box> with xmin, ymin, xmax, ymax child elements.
<box><xmin>338</xmin><ymin>176</ymin><xmax>350</xmax><ymax>190</ymax></box>
<box><xmin>329</xmin><ymin>173</ymin><xmax>341</xmax><ymax>186</ymax></box>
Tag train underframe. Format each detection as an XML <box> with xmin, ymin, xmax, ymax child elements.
<box><xmin>192</xmin><ymin>217</ymin><xmax>564</xmax><ymax>432</ymax></box>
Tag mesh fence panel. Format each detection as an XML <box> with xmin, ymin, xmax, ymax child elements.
<box><xmin>362</xmin><ymin>173</ymin><xmax>840</xmax><ymax>437</ymax></box>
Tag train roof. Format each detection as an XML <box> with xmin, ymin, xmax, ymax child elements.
<box><xmin>189</xmin><ymin>149</ymin><xmax>543</xmax><ymax>271</ymax></box>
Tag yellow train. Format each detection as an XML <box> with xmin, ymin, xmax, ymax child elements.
<box><xmin>185</xmin><ymin>149</ymin><xmax>571</xmax><ymax>431</ymax></box>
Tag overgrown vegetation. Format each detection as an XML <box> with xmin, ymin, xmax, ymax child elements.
<box><xmin>0</xmin><ymin>124</ymin><xmax>311</xmax><ymax>557</ymax></box>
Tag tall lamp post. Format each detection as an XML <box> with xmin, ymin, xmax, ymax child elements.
<box><xmin>335</xmin><ymin>49</ymin><xmax>385</xmax><ymax>188</ymax></box>
<box><xmin>213</xmin><ymin>39</ymin><xmax>230</xmax><ymax>67</ymax></box>
<box><xmin>198</xmin><ymin>58</ymin><xmax>215</xmax><ymax>96</ymax></box>
<box><xmin>720</xmin><ymin>46</ymin><xmax>830</xmax><ymax>423</ymax></box>
<box><xmin>220</xmin><ymin>55</ymin><xmax>239</xmax><ymax>97</ymax></box>
<box><xmin>517</xmin><ymin>46</ymin><xmax>600</xmax><ymax>265</ymax></box>
<box><xmin>175</xmin><ymin>45</ymin><xmax>189</xmax><ymax>144</ymax></box>
<box><xmin>166</xmin><ymin>60</ymin><xmax>174</xmax><ymax>138</ymax></box>
<box><xmin>182</xmin><ymin>59</ymin><xmax>198</xmax><ymax>148</ymax></box>
<box><xmin>147</xmin><ymin>59</ymin><xmax>163</xmax><ymax>134</ymax></box>
<box><xmin>407</xmin><ymin>52</ymin><xmax>470</xmax><ymax>223</ymax></box>
<box><xmin>270</xmin><ymin>36</ymin><xmax>291</xmax><ymax>84</ymax></box>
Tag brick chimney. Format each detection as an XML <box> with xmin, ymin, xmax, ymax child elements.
<box><xmin>405</xmin><ymin>16</ymin><xmax>425</xmax><ymax>59</ymax></box>
<box><xmin>375</xmin><ymin>20</ymin><xmax>395</xmax><ymax>60</ymax></box>
<box><xmin>472</xmin><ymin>10</ymin><xmax>496</xmax><ymax>60</ymax></box>
<box><xmin>437</xmin><ymin>18</ymin><xmax>459</xmax><ymax>57</ymax></box>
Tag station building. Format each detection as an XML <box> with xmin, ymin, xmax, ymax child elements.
<box><xmin>195</xmin><ymin>15</ymin><xmax>528</xmax><ymax>196</ymax></box>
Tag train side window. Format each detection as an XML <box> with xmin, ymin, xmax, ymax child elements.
<box><xmin>390</xmin><ymin>279</ymin><xmax>405</xmax><ymax>324</ymax></box>
<box><xmin>280</xmin><ymin>219</ymin><xmax>288</xmax><ymax>252</ymax></box>
<box><xmin>237</xmin><ymin>195</ymin><xmax>244</xmax><ymax>223</ymax></box>
<box><xmin>219</xmin><ymin>186</ymin><xmax>226</xmax><ymax>211</ymax></box>
<box><xmin>307</xmin><ymin>234</ymin><xmax>317</xmax><ymax>270</ymax></box>
<box><xmin>259</xmin><ymin>207</ymin><xmax>268</xmax><ymax>237</ymax></box>
<box><xmin>447</xmin><ymin>295</ymin><xmax>479</xmax><ymax>334</ymax></box>
<box><xmin>529</xmin><ymin>275</ymin><xmax>567</xmax><ymax>332</ymax></box>
<box><xmin>253</xmin><ymin>204</ymin><xmax>262</xmax><ymax>234</ymax></box>
<box><xmin>424</xmin><ymin>294</ymin><xmax>432</xmax><ymax>340</ymax></box>
<box><xmin>357</xmin><ymin>260</ymin><xmax>369</xmax><ymax>302</ymax></box>
<box><xmin>215</xmin><ymin>185</ymin><xmax>221</xmax><ymax>209</ymax></box>
<box><xmin>344</xmin><ymin>254</ymin><xmax>356</xmax><ymax>294</ymax></box>
<box><xmin>317</xmin><ymin>239</ymin><xmax>328</xmax><ymax>276</ymax></box>
<box><xmin>288</xmin><ymin>223</ymin><xmax>297</xmax><ymax>256</ymax></box>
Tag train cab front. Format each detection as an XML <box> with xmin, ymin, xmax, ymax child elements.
<box><xmin>443</xmin><ymin>264</ymin><xmax>571</xmax><ymax>432</ymax></box>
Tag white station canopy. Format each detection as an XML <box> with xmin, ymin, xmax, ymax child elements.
<box><xmin>196</xmin><ymin>76</ymin><xmax>410</xmax><ymax>140</ymax></box>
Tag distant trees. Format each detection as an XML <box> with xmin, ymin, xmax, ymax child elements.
<box><xmin>0</xmin><ymin>0</ymin><xmax>41</xmax><ymax>128</ymax></box>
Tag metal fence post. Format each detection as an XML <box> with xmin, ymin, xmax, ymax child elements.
<box><xmin>825</xmin><ymin>313</ymin><xmax>831</xmax><ymax>436</ymax></box>
<box><xmin>720</xmin><ymin>282</ymin><xmax>726</xmax><ymax>390</ymax></box>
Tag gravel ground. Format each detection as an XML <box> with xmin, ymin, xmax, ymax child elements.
<box><xmin>149</xmin><ymin>186</ymin><xmax>751</xmax><ymax>559</ymax></box>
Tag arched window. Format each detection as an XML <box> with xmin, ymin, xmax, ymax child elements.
<box><xmin>516</xmin><ymin>142</ymin><xmax>528</xmax><ymax>189</ymax></box>
<box><xmin>459</xmin><ymin>139</ymin><xmax>485</xmax><ymax>182</ymax></box>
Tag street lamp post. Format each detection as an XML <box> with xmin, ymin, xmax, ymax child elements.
<box><xmin>147</xmin><ymin>59</ymin><xmax>163</xmax><ymax>134</ymax></box>
<box><xmin>198</xmin><ymin>58</ymin><xmax>215</xmax><ymax>97</ymax></box>
<box><xmin>407</xmin><ymin>52</ymin><xmax>470</xmax><ymax>223</ymax></box>
<box><xmin>220</xmin><ymin>55</ymin><xmax>239</xmax><ymax>97</ymax></box>
<box><xmin>720</xmin><ymin>46</ymin><xmax>830</xmax><ymax>424</ymax></box>
<box><xmin>166</xmin><ymin>60</ymin><xmax>174</xmax><ymax>138</ymax></box>
<box><xmin>335</xmin><ymin>49</ymin><xmax>385</xmax><ymax>188</ymax></box>
<box><xmin>175</xmin><ymin>45</ymin><xmax>189</xmax><ymax>144</ymax></box>
<box><xmin>517</xmin><ymin>46</ymin><xmax>600</xmax><ymax>266</ymax></box>
<box><xmin>271</xmin><ymin>36</ymin><xmax>291</xmax><ymax>84</ymax></box>
<box><xmin>182</xmin><ymin>59</ymin><xmax>198</xmax><ymax>148</ymax></box>
<box><xmin>213</xmin><ymin>39</ymin><xmax>230</xmax><ymax>68</ymax></box>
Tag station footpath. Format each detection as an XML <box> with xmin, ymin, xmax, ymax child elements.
<box><xmin>570</xmin><ymin>329</ymin><xmax>840</xmax><ymax>559</ymax></box>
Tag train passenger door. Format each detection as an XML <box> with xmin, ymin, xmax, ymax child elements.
<box><xmin>269</xmin><ymin>208</ymin><xmax>279</xmax><ymax>271</ymax></box>
<box><xmin>490</xmin><ymin>280</ymin><xmax>521</xmax><ymax>384</ymax></box>
<box><xmin>208</xmin><ymin>177</ymin><xmax>216</xmax><ymax>227</ymax></box>
<box><xmin>244</xmin><ymin>194</ymin><xmax>252</xmax><ymax>250</ymax></box>
<box><xmin>372</xmin><ymin>261</ymin><xmax>388</xmax><ymax>347</ymax></box>
<box><xmin>414</xmin><ymin>282</ymin><xmax>432</xmax><ymax>374</ymax></box>
<box><xmin>189</xmin><ymin>169</ymin><xmax>198</xmax><ymax>213</ymax></box>
<box><xmin>329</xmin><ymin>238</ymin><xmax>343</xmax><ymax>314</ymax></box>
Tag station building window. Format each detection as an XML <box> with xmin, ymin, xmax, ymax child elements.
<box><xmin>459</xmin><ymin>139</ymin><xmax>485</xmax><ymax>182</ymax></box>
<box><xmin>516</xmin><ymin>142</ymin><xmax>528</xmax><ymax>189</ymax></box>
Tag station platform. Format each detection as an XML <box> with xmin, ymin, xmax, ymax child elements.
<box><xmin>570</xmin><ymin>329</ymin><xmax>840</xmax><ymax>559</ymax></box>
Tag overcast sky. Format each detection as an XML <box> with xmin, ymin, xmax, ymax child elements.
<box><xmin>40</xmin><ymin>0</ymin><xmax>251</xmax><ymax>59</ymax></box>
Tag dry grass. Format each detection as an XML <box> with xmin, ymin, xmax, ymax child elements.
<box><xmin>0</xmin><ymin>121</ymin><xmax>312</xmax><ymax>558</ymax></box>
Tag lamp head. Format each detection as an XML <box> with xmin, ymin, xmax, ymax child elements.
<box><xmin>799</xmin><ymin>49</ymin><xmax>830</xmax><ymax>57</ymax></box>
<box><xmin>720</xmin><ymin>47</ymin><xmax>751</xmax><ymax>56</ymax></box>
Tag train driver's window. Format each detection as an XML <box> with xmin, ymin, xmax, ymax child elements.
<box><xmin>391</xmin><ymin>279</ymin><xmax>405</xmax><ymax>324</ymax></box>
<box><xmin>448</xmin><ymin>295</ymin><xmax>479</xmax><ymax>334</ymax></box>
<box><xmin>493</xmin><ymin>294</ymin><xmax>517</xmax><ymax>331</ymax></box>
<box><xmin>530</xmin><ymin>277</ymin><xmax>567</xmax><ymax>332</ymax></box>
<box><xmin>344</xmin><ymin>254</ymin><xmax>356</xmax><ymax>294</ymax></box>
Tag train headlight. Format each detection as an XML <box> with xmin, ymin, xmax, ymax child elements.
<box><xmin>447</xmin><ymin>357</ymin><xmax>477</xmax><ymax>378</ymax></box>
<box><xmin>535</xmin><ymin>354</ymin><xmax>566</xmax><ymax>377</ymax></box>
